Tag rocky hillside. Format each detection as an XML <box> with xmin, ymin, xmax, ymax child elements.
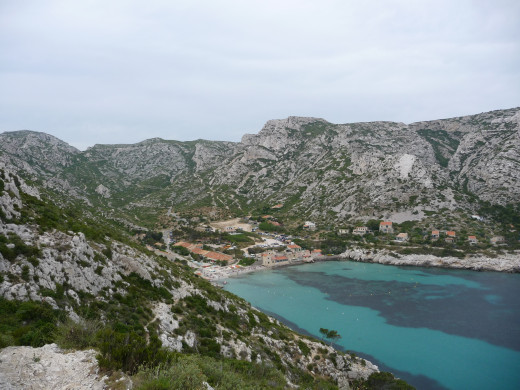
<box><xmin>1</xmin><ymin>167</ymin><xmax>390</xmax><ymax>389</ymax></box>
<box><xmin>1</xmin><ymin>108</ymin><xmax>519</xmax><ymax>228</ymax></box>
<box><xmin>2</xmin><ymin>108</ymin><xmax>517</xmax><ymax>388</ymax></box>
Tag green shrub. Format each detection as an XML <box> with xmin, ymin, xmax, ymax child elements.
<box><xmin>54</xmin><ymin>319</ymin><xmax>101</xmax><ymax>350</ymax></box>
<box><xmin>96</xmin><ymin>327</ymin><xmax>173</xmax><ymax>374</ymax></box>
<box><xmin>0</xmin><ymin>298</ymin><xmax>65</xmax><ymax>347</ymax></box>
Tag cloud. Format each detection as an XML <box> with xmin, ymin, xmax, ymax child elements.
<box><xmin>1</xmin><ymin>0</ymin><xmax>519</xmax><ymax>149</ymax></box>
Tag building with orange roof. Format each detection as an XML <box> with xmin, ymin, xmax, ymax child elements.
<box><xmin>431</xmin><ymin>230</ymin><xmax>440</xmax><ymax>240</ymax></box>
<box><xmin>445</xmin><ymin>231</ymin><xmax>456</xmax><ymax>243</ymax></box>
<box><xmin>468</xmin><ymin>235</ymin><xmax>478</xmax><ymax>245</ymax></box>
<box><xmin>379</xmin><ymin>221</ymin><xmax>394</xmax><ymax>233</ymax></box>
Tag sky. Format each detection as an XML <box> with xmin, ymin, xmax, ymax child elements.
<box><xmin>1</xmin><ymin>0</ymin><xmax>519</xmax><ymax>150</ymax></box>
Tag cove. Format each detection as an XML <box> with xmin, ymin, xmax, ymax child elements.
<box><xmin>223</xmin><ymin>261</ymin><xmax>520</xmax><ymax>390</ymax></box>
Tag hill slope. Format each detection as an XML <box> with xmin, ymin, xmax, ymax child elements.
<box><xmin>1</xmin><ymin>108</ymin><xmax>519</xmax><ymax>228</ymax></box>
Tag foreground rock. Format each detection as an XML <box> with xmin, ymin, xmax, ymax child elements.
<box><xmin>0</xmin><ymin>344</ymin><xmax>106</xmax><ymax>390</ymax></box>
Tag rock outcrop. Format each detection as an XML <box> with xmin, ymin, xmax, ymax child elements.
<box><xmin>340</xmin><ymin>248</ymin><xmax>520</xmax><ymax>273</ymax></box>
<box><xmin>0</xmin><ymin>344</ymin><xmax>107</xmax><ymax>390</ymax></box>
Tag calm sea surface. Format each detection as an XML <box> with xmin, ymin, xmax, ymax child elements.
<box><xmin>223</xmin><ymin>261</ymin><xmax>520</xmax><ymax>390</ymax></box>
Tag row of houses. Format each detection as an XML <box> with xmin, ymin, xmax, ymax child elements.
<box><xmin>173</xmin><ymin>241</ymin><xmax>234</xmax><ymax>263</ymax></box>
<box><xmin>261</xmin><ymin>244</ymin><xmax>323</xmax><ymax>267</ymax></box>
<box><xmin>348</xmin><ymin>221</ymin><xmax>505</xmax><ymax>245</ymax></box>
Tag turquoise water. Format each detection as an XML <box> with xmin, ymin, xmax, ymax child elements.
<box><xmin>224</xmin><ymin>261</ymin><xmax>520</xmax><ymax>390</ymax></box>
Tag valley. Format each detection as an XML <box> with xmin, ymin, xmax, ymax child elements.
<box><xmin>1</xmin><ymin>107</ymin><xmax>520</xmax><ymax>389</ymax></box>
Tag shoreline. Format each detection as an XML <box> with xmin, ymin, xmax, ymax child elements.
<box><xmin>205</xmin><ymin>249</ymin><xmax>520</xmax><ymax>283</ymax></box>
<box><xmin>340</xmin><ymin>248</ymin><xmax>520</xmax><ymax>273</ymax></box>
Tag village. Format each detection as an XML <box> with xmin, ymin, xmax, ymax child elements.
<box><xmin>142</xmin><ymin>203</ymin><xmax>515</xmax><ymax>284</ymax></box>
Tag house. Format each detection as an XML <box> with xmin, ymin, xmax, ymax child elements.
<box><xmin>337</xmin><ymin>228</ymin><xmax>349</xmax><ymax>236</ymax></box>
<box><xmin>353</xmin><ymin>226</ymin><xmax>369</xmax><ymax>235</ymax></box>
<box><xmin>431</xmin><ymin>230</ymin><xmax>440</xmax><ymax>240</ymax></box>
<box><xmin>287</xmin><ymin>244</ymin><xmax>302</xmax><ymax>252</ymax></box>
<box><xmin>468</xmin><ymin>236</ymin><xmax>478</xmax><ymax>245</ymax></box>
<box><xmin>225</xmin><ymin>226</ymin><xmax>236</xmax><ymax>233</ymax></box>
<box><xmin>311</xmin><ymin>249</ymin><xmax>323</xmax><ymax>259</ymax></box>
<box><xmin>262</xmin><ymin>251</ymin><xmax>290</xmax><ymax>266</ymax></box>
<box><xmin>445</xmin><ymin>231</ymin><xmax>456</xmax><ymax>243</ymax></box>
<box><xmin>490</xmin><ymin>236</ymin><xmax>505</xmax><ymax>245</ymax></box>
<box><xmin>261</xmin><ymin>251</ymin><xmax>274</xmax><ymax>266</ymax></box>
<box><xmin>303</xmin><ymin>221</ymin><xmax>316</xmax><ymax>230</ymax></box>
<box><xmin>273</xmin><ymin>255</ymin><xmax>289</xmax><ymax>263</ymax></box>
<box><xmin>395</xmin><ymin>232</ymin><xmax>408</xmax><ymax>242</ymax></box>
<box><xmin>379</xmin><ymin>221</ymin><xmax>394</xmax><ymax>234</ymax></box>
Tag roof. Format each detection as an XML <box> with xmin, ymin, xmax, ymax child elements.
<box><xmin>288</xmin><ymin>244</ymin><xmax>301</xmax><ymax>249</ymax></box>
<box><xmin>312</xmin><ymin>249</ymin><xmax>322</xmax><ymax>253</ymax></box>
<box><xmin>468</xmin><ymin>236</ymin><xmax>477</xmax><ymax>240</ymax></box>
<box><xmin>191</xmin><ymin>247</ymin><xmax>209</xmax><ymax>256</ymax></box>
<box><xmin>446</xmin><ymin>231</ymin><xmax>456</xmax><ymax>237</ymax></box>
<box><xmin>271</xmin><ymin>204</ymin><xmax>283</xmax><ymax>209</ymax></box>
<box><xmin>174</xmin><ymin>241</ymin><xmax>192</xmax><ymax>248</ymax></box>
<box><xmin>432</xmin><ymin>230</ymin><xmax>440</xmax><ymax>235</ymax></box>
<box><xmin>397</xmin><ymin>233</ymin><xmax>408</xmax><ymax>237</ymax></box>
<box><xmin>205</xmin><ymin>251</ymin><xmax>233</xmax><ymax>262</ymax></box>
<box><xmin>274</xmin><ymin>255</ymin><xmax>288</xmax><ymax>261</ymax></box>
<box><xmin>380</xmin><ymin>221</ymin><xmax>392</xmax><ymax>226</ymax></box>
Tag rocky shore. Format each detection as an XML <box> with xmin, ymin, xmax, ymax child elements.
<box><xmin>340</xmin><ymin>248</ymin><xmax>520</xmax><ymax>273</ymax></box>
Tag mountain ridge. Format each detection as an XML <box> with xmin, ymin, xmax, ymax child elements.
<box><xmin>1</xmin><ymin>107</ymin><xmax>519</xmax><ymax>229</ymax></box>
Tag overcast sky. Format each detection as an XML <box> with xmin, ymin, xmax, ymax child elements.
<box><xmin>1</xmin><ymin>0</ymin><xmax>519</xmax><ymax>150</ymax></box>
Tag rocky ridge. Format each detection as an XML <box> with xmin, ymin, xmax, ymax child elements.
<box><xmin>0</xmin><ymin>107</ymin><xmax>518</xmax><ymax>227</ymax></box>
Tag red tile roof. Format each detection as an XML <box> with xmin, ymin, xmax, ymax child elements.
<box><xmin>380</xmin><ymin>221</ymin><xmax>392</xmax><ymax>226</ymax></box>
<box><xmin>446</xmin><ymin>231</ymin><xmax>456</xmax><ymax>237</ymax></box>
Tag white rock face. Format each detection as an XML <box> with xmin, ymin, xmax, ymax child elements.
<box><xmin>395</xmin><ymin>154</ymin><xmax>416</xmax><ymax>179</ymax></box>
<box><xmin>340</xmin><ymin>249</ymin><xmax>520</xmax><ymax>272</ymax></box>
<box><xmin>0</xmin><ymin>344</ymin><xmax>106</xmax><ymax>390</ymax></box>
<box><xmin>95</xmin><ymin>184</ymin><xmax>111</xmax><ymax>198</ymax></box>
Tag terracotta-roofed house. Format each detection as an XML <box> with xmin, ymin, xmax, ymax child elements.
<box><xmin>445</xmin><ymin>231</ymin><xmax>456</xmax><ymax>243</ymax></box>
<box><xmin>468</xmin><ymin>236</ymin><xmax>478</xmax><ymax>245</ymax></box>
<box><xmin>174</xmin><ymin>241</ymin><xmax>193</xmax><ymax>248</ymax></box>
<box><xmin>431</xmin><ymin>230</ymin><xmax>440</xmax><ymax>240</ymax></box>
<box><xmin>379</xmin><ymin>221</ymin><xmax>394</xmax><ymax>233</ymax></box>
<box><xmin>274</xmin><ymin>255</ymin><xmax>288</xmax><ymax>263</ymax></box>
<box><xmin>205</xmin><ymin>251</ymin><xmax>233</xmax><ymax>262</ymax></box>
<box><xmin>287</xmin><ymin>244</ymin><xmax>302</xmax><ymax>252</ymax></box>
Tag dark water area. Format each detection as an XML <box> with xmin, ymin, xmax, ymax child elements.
<box><xmin>224</xmin><ymin>261</ymin><xmax>520</xmax><ymax>390</ymax></box>
<box><xmin>287</xmin><ymin>265</ymin><xmax>520</xmax><ymax>351</ymax></box>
